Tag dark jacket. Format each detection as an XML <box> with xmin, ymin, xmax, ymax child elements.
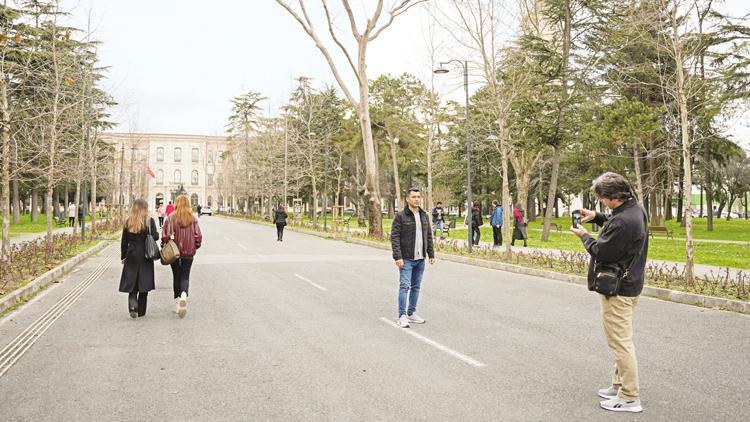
<box><xmin>273</xmin><ymin>210</ymin><xmax>288</xmax><ymax>225</ymax></box>
<box><xmin>391</xmin><ymin>207</ymin><xmax>435</xmax><ymax>261</ymax></box>
<box><xmin>431</xmin><ymin>207</ymin><xmax>445</xmax><ymax>223</ymax></box>
<box><xmin>471</xmin><ymin>209</ymin><xmax>483</xmax><ymax>227</ymax></box>
<box><xmin>581</xmin><ymin>199</ymin><xmax>649</xmax><ymax>297</ymax></box>
<box><xmin>119</xmin><ymin>217</ymin><xmax>159</xmax><ymax>293</ymax></box>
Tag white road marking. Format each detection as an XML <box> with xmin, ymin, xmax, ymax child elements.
<box><xmin>223</xmin><ymin>236</ymin><xmax>231</xmax><ymax>241</ymax></box>
<box><xmin>293</xmin><ymin>273</ymin><xmax>328</xmax><ymax>291</ymax></box>
<box><xmin>237</xmin><ymin>243</ymin><xmax>248</xmax><ymax>251</ymax></box>
<box><xmin>379</xmin><ymin>317</ymin><xmax>485</xmax><ymax>368</ymax></box>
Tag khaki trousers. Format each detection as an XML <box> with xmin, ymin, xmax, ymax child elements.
<box><xmin>601</xmin><ymin>294</ymin><xmax>640</xmax><ymax>400</ymax></box>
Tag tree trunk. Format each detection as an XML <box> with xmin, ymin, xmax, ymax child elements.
<box><xmin>541</xmin><ymin>145</ymin><xmax>561</xmax><ymax>241</ymax></box>
<box><xmin>647</xmin><ymin>143</ymin><xmax>659</xmax><ymax>225</ymax></box>
<box><xmin>90</xmin><ymin>141</ymin><xmax>97</xmax><ymax>233</ymax></box>
<box><xmin>705</xmin><ymin>151</ymin><xmax>714</xmax><ymax>231</ymax></box>
<box><xmin>31</xmin><ymin>187</ymin><xmax>39</xmax><ymax>222</ymax></box>
<box><xmin>12</xmin><ymin>177</ymin><xmax>19</xmax><ymax>224</ymax></box>
<box><xmin>0</xmin><ymin>73</ymin><xmax>10</xmax><ymax>258</ymax></box>
<box><xmin>633</xmin><ymin>142</ymin><xmax>644</xmax><ymax>203</ymax></box>
<box><xmin>500</xmin><ymin>126</ymin><xmax>512</xmax><ymax>255</ymax></box>
<box><xmin>389</xmin><ymin>135</ymin><xmax>402</xmax><ymax>210</ymax></box>
<box><xmin>672</xmin><ymin>6</ymin><xmax>695</xmax><ymax>284</ymax></box>
<box><xmin>73</xmin><ymin>147</ymin><xmax>82</xmax><ymax>236</ymax></box>
<box><xmin>677</xmin><ymin>151</ymin><xmax>684</xmax><ymax>223</ymax></box>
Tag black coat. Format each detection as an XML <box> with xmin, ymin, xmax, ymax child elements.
<box><xmin>471</xmin><ymin>209</ymin><xmax>483</xmax><ymax>227</ymax></box>
<box><xmin>273</xmin><ymin>210</ymin><xmax>288</xmax><ymax>225</ymax></box>
<box><xmin>119</xmin><ymin>217</ymin><xmax>159</xmax><ymax>293</ymax></box>
<box><xmin>391</xmin><ymin>207</ymin><xmax>435</xmax><ymax>261</ymax></box>
<box><xmin>581</xmin><ymin>199</ymin><xmax>648</xmax><ymax>297</ymax></box>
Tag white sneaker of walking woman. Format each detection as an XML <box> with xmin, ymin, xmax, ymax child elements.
<box><xmin>177</xmin><ymin>292</ymin><xmax>187</xmax><ymax>318</ymax></box>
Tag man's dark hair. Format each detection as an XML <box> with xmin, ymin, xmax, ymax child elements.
<box><xmin>407</xmin><ymin>187</ymin><xmax>421</xmax><ymax>196</ymax></box>
<box><xmin>436</xmin><ymin>201</ymin><xmax>442</xmax><ymax>205</ymax></box>
<box><xmin>592</xmin><ymin>172</ymin><xmax>636</xmax><ymax>201</ymax></box>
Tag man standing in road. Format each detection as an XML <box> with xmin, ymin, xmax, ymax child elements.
<box><xmin>571</xmin><ymin>172</ymin><xmax>648</xmax><ymax>413</ymax></box>
<box><xmin>490</xmin><ymin>200</ymin><xmax>503</xmax><ymax>247</ymax></box>
<box><xmin>431</xmin><ymin>201</ymin><xmax>446</xmax><ymax>240</ymax></box>
<box><xmin>391</xmin><ymin>188</ymin><xmax>435</xmax><ymax>328</ymax></box>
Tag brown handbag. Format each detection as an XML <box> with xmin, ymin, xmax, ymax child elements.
<box><xmin>160</xmin><ymin>215</ymin><xmax>181</xmax><ymax>265</ymax></box>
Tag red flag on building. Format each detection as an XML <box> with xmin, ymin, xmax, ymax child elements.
<box><xmin>146</xmin><ymin>166</ymin><xmax>155</xmax><ymax>178</ymax></box>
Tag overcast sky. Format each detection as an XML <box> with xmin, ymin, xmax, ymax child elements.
<box><xmin>59</xmin><ymin>0</ymin><xmax>749</xmax><ymax>148</ymax></box>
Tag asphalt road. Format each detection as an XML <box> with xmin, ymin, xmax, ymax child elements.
<box><xmin>0</xmin><ymin>216</ymin><xmax>748</xmax><ymax>421</ymax></box>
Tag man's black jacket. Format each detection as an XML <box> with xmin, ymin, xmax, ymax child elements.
<box><xmin>581</xmin><ymin>199</ymin><xmax>649</xmax><ymax>297</ymax></box>
<box><xmin>391</xmin><ymin>207</ymin><xmax>435</xmax><ymax>261</ymax></box>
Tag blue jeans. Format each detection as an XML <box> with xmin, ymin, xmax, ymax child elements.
<box><xmin>433</xmin><ymin>220</ymin><xmax>445</xmax><ymax>238</ymax></box>
<box><xmin>398</xmin><ymin>259</ymin><xmax>426</xmax><ymax>317</ymax></box>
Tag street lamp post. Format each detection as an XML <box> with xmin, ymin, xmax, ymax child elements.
<box><xmin>323</xmin><ymin>130</ymin><xmax>330</xmax><ymax>232</ymax></box>
<box><xmin>434</xmin><ymin>60</ymin><xmax>473</xmax><ymax>251</ymax></box>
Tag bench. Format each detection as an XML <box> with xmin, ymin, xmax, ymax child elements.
<box><xmin>53</xmin><ymin>216</ymin><xmax>67</xmax><ymax>227</ymax></box>
<box><xmin>334</xmin><ymin>216</ymin><xmax>351</xmax><ymax>228</ymax></box>
<box><xmin>649</xmin><ymin>226</ymin><xmax>673</xmax><ymax>240</ymax></box>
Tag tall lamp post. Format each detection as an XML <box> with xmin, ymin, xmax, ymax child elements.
<box><xmin>434</xmin><ymin>60</ymin><xmax>473</xmax><ymax>251</ymax></box>
<box><xmin>323</xmin><ymin>129</ymin><xmax>330</xmax><ymax>232</ymax></box>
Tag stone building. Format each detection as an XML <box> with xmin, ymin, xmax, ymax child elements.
<box><xmin>100</xmin><ymin>133</ymin><xmax>232</xmax><ymax>211</ymax></box>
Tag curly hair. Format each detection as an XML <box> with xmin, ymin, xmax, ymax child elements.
<box><xmin>592</xmin><ymin>172</ymin><xmax>636</xmax><ymax>201</ymax></box>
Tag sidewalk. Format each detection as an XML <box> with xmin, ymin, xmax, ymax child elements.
<box><xmin>9</xmin><ymin>226</ymin><xmax>77</xmax><ymax>245</ymax></box>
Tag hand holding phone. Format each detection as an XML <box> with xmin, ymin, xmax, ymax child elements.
<box><xmin>572</xmin><ymin>210</ymin><xmax>582</xmax><ymax>228</ymax></box>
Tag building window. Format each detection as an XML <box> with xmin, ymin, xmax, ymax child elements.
<box><xmin>174</xmin><ymin>170</ymin><xmax>181</xmax><ymax>184</ymax></box>
<box><xmin>190</xmin><ymin>194</ymin><xmax>199</xmax><ymax>207</ymax></box>
<box><xmin>156</xmin><ymin>147</ymin><xmax>164</xmax><ymax>162</ymax></box>
<box><xmin>208</xmin><ymin>174</ymin><xmax>214</xmax><ymax>186</ymax></box>
<box><xmin>218</xmin><ymin>150</ymin><xmax>224</xmax><ymax>161</ymax></box>
<box><xmin>208</xmin><ymin>151</ymin><xmax>214</xmax><ymax>164</ymax></box>
<box><xmin>156</xmin><ymin>170</ymin><xmax>164</xmax><ymax>185</ymax></box>
<box><xmin>192</xmin><ymin>148</ymin><xmax>199</xmax><ymax>163</ymax></box>
<box><xmin>174</xmin><ymin>147</ymin><xmax>182</xmax><ymax>162</ymax></box>
<box><xmin>191</xmin><ymin>170</ymin><xmax>199</xmax><ymax>185</ymax></box>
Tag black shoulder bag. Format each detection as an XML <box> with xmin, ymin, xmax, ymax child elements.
<box><xmin>593</xmin><ymin>212</ymin><xmax>647</xmax><ymax>296</ymax></box>
<box><xmin>145</xmin><ymin>218</ymin><xmax>161</xmax><ymax>261</ymax></box>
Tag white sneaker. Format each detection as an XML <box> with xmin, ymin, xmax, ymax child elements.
<box><xmin>397</xmin><ymin>314</ymin><xmax>410</xmax><ymax>328</ymax></box>
<box><xmin>407</xmin><ymin>313</ymin><xmax>426</xmax><ymax>324</ymax></box>
<box><xmin>597</xmin><ymin>386</ymin><xmax>619</xmax><ymax>400</ymax></box>
<box><xmin>600</xmin><ymin>397</ymin><xmax>643</xmax><ymax>413</ymax></box>
<box><xmin>173</xmin><ymin>298</ymin><xmax>180</xmax><ymax>314</ymax></box>
<box><xmin>178</xmin><ymin>292</ymin><xmax>187</xmax><ymax>318</ymax></box>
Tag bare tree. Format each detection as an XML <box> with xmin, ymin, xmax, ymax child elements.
<box><xmin>274</xmin><ymin>0</ymin><xmax>426</xmax><ymax>237</ymax></box>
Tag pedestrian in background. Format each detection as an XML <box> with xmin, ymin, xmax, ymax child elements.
<box><xmin>156</xmin><ymin>203</ymin><xmax>165</xmax><ymax>227</ymax></box>
<box><xmin>119</xmin><ymin>199</ymin><xmax>159</xmax><ymax>319</ymax></box>
<box><xmin>197</xmin><ymin>204</ymin><xmax>202</xmax><ymax>217</ymax></box>
<box><xmin>165</xmin><ymin>200</ymin><xmax>175</xmax><ymax>216</ymax></box>
<box><xmin>431</xmin><ymin>201</ymin><xmax>446</xmax><ymax>240</ymax></box>
<box><xmin>273</xmin><ymin>206</ymin><xmax>288</xmax><ymax>242</ymax></box>
<box><xmin>471</xmin><ymin>202</ymin><xmax>483</xmax><ymax>246</ymax></box>
<box><xmin>67</xmin><ymin>202</ymin><xmax>76</xmax><ymax>226</ymax></box>
<box><xmin>390</xmin><ymin>188</ymin><xmax>435</xmax><ymax>328</ymax></box>
<box><xmin>490</xmin><ymin>200</ymin><xmax>503</xmax><ymax>247</ymax></box>
<box><xmin>162</xmin><ymin>195</ymin><xmax>202</xmax><ymax>318</ymax></box>
<box><xmin>511</xmin><ymin>203</ymin><xmax>528</xmax><ymax>247</ymax></box>
<box><xmin>571</xmin><ymin>172</ymin><xmax>648</xmax><ymax>413</ymax></box>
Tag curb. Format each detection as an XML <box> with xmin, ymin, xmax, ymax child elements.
<box><xmin>233</xmin><ymin>218</ymin><xmax>750</xmax><ymax>315</ymax></box>
<box><xmin>0</xmin><ymin>240</ymin><xmax>111</xmax><ymax>315</ymax></box>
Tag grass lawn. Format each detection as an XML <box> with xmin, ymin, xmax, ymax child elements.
<box><xmin>447</xmin><ymin>226</ymin><xmax>750</xmax><ymax>269</ymax></box>
<box><xmin>8</xmin><ymin>213</ymin><xmax>93</xmax><ymax>236</ymax></box>
<box><xmin>526</xmin><ymin>216</ymin><xmax>750</xmax><ymax>242</ymax></box>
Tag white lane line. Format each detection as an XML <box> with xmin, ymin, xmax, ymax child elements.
<box><xmin>378</xmin><ymin>317</ymin><xmax>485</xmax><ymax>368</ymax></box>
<box><xmin>293</xmin><ymin>273</ymin><xmax>328</xmax><ymax>291</ymax></box>
<box><xmin>223</xmin><ymin>236</ymin><xmax>231</xmax><ymax>241</ymax></box>
<box><xmin>237</xmin><ymin>243</ymin><xmax>248</xmax><ymax>251</ymax></box>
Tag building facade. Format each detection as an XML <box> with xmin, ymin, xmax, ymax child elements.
<box><xmin>100</xmin><ymin>133</ymin><xmax>232</xmax><ymax>211</ymax></box>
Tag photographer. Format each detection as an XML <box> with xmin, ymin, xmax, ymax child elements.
<box><xmin>570</xmin><ymin>172</ymin><xmax>648</xmax><ymax>413</ymax></box>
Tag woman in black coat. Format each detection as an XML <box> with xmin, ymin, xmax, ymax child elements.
<box><xmin>119</xmin><ymin>198</ymin><xmax>159</xmax><ymax>318</ymax></box>
<box><xmin>273</xmin><ymin>206</ymin><xmax>288</xmax><ymax>242</ymax></box>
<box><xmin>511</xmin><ymin>203</ymin><xmax>528</xmax><ymax>247</ymax></box>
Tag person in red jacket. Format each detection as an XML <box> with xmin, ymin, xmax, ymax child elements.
<box><xmin>162</xmin><ymin>195</ymin><xmax>202</xmax><ymax>318</ymax></box>
<box><xmin>165</xmin><ymin>201</ymin><xmax>175</xmax><ymax>216</ymax></box>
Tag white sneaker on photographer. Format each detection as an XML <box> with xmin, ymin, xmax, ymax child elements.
<box><xmin>178</xmin><ymin>292</ymin><xmax>187</xmax><ymax>318</ymax></box>
<box><xmin>397</xmin><ymin>314</ymin><xmax>410</xmax><ymax>328</ymax></box>
<box><xmin>407</xmin><ymin>313</ymin><xmax>426</xmax><ymax>324</ymax></box>
<box><xmin>597</xmin><ymin>386</ymin><xmax>619</xmax><ymax>400</ymax></box>
<box><xmin>600</xmin><ymin>397</ymin><xmax>643</xmax><ymax>413</ymax></box>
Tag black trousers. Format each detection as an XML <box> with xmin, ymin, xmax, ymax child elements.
<box><xmin>68</xmin><ymin>217</ymin><xmax>74</xmax><ymax>226</ymax></box>
<box><xmin>472</xmin><ymin>225</ymin><xmax>481</xmax><ymax>245</ymax></box>
<box><xmin>492</xmin><ymin>226</ymin><xmax>503</xmax><ymax>246</ymax></box>
<box><xmin>276</xmin><ymin>223</ymin><xmax>285</xmax><ymax>240</ymax></box>
<box><xmin>128</xmin><ymin>289</ymin><xmax>148</xmax><ymax>316</ymax></box>
<box><xmin>170</xmin><ymin>258</ymin><xmax>194</xmax><ymax>298</ymax></box>
<box><xmin>158</xmin><ymin>216</ymin><xmax>164</xmax><ymax>227</ymax></box>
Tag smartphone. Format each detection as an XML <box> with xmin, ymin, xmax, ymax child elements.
<box><xmin>572</xmin><ymin>210</ymin><xmax>582</xmax><ymax>228</ymax></box>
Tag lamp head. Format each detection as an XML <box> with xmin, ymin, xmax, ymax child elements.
<box><xmin>433</xmin><ymin>63</ymin><xmax>450</xmax><ymax>74</ymax></box>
